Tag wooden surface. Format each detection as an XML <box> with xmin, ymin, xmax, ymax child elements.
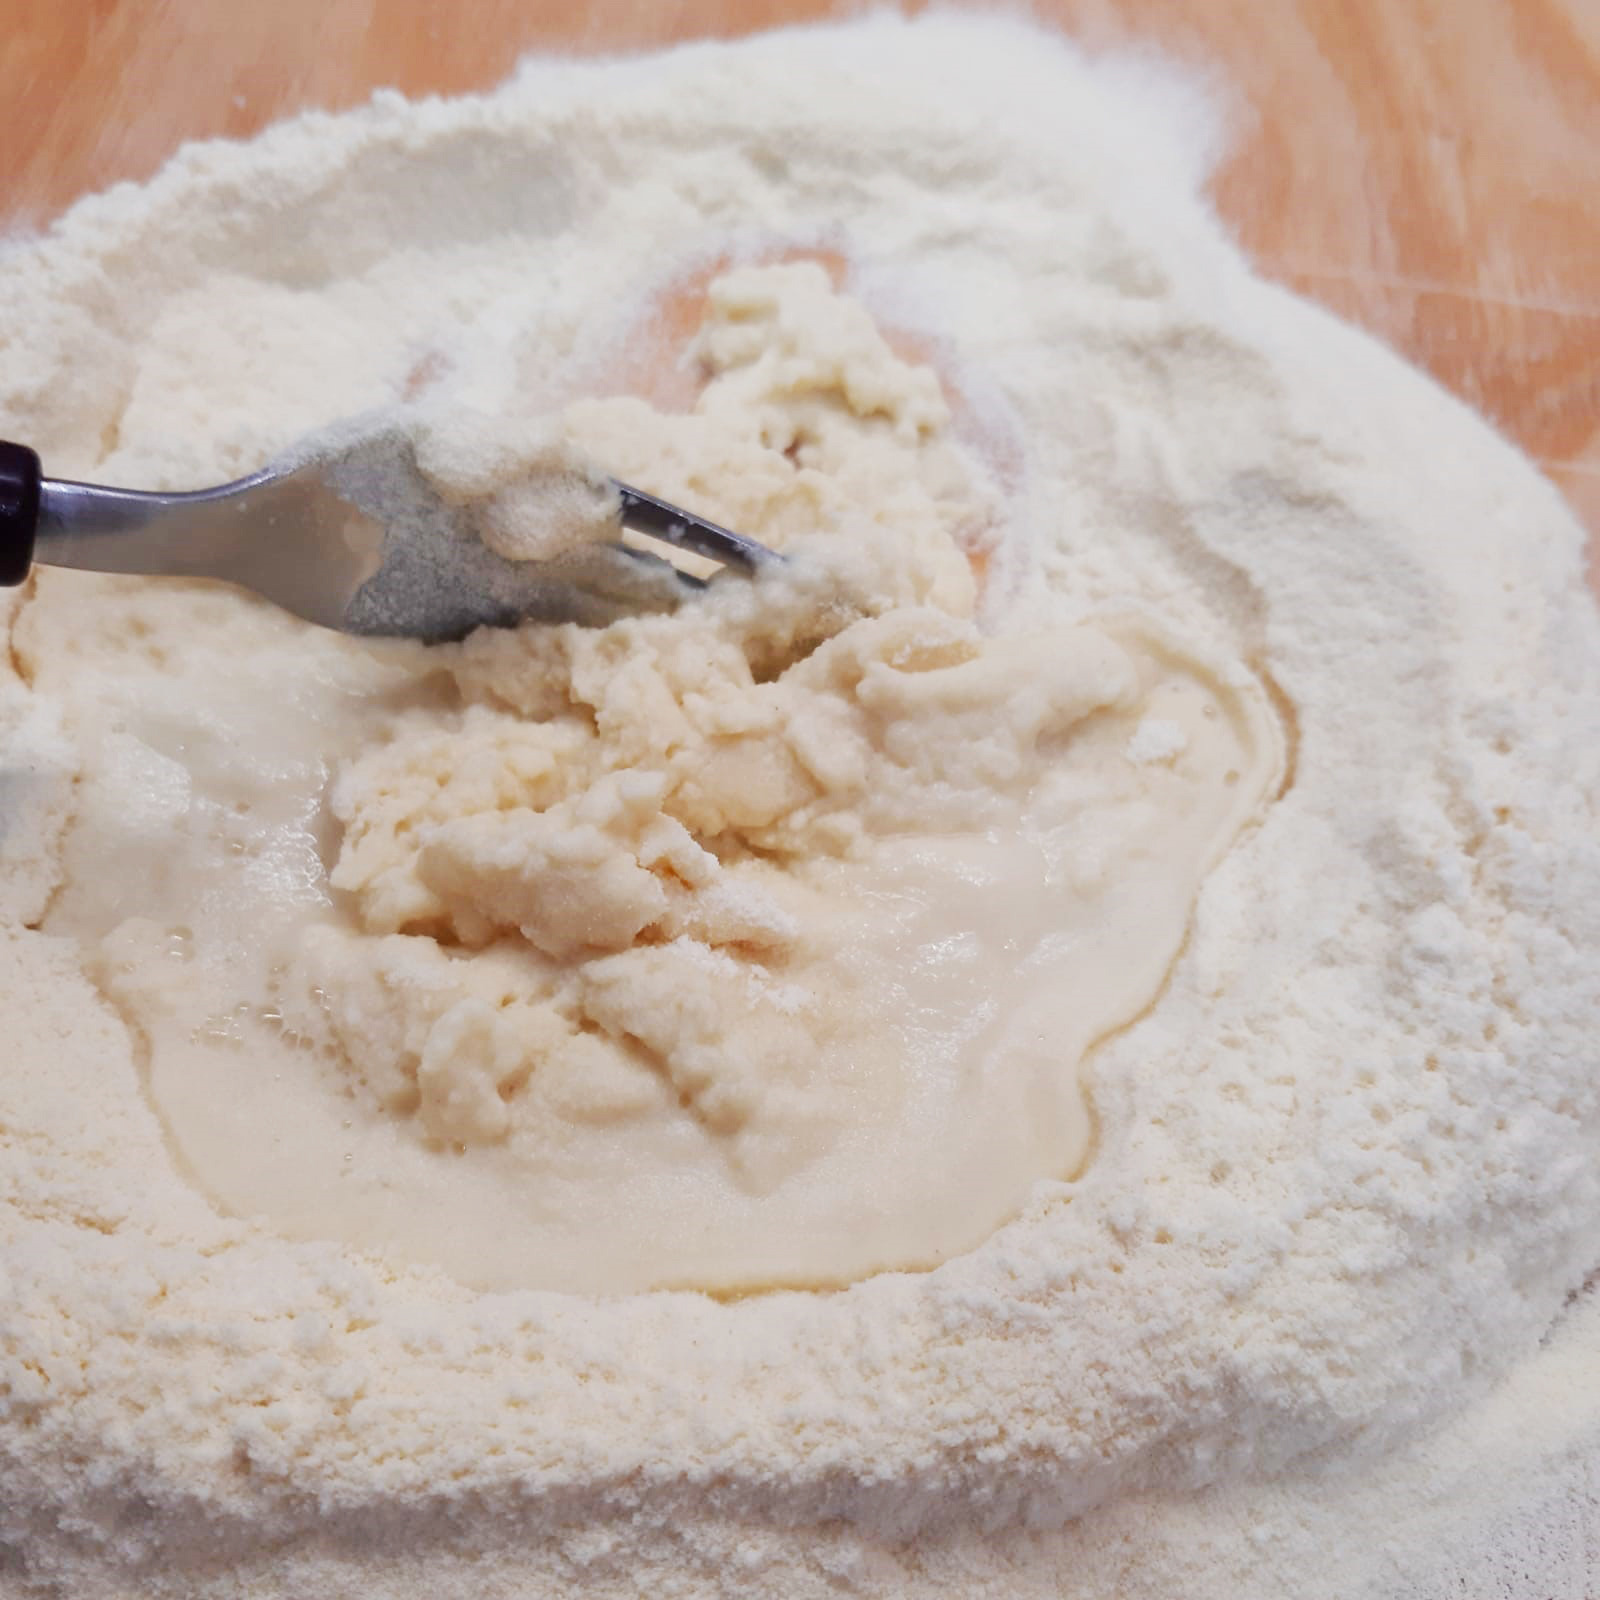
<box><xmin>5</xmin><ymin>0</ymin><xmax>1598</xmax><ymax>591</ymax></box>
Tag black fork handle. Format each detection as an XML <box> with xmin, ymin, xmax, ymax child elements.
<box><xmin>0</xmin><ymin>442</ymin><xmax>41</xmax><ymax>587</ymax></box>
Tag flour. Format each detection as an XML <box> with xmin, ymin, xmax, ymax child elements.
<box><xmin>1</xmin><ymin>11</ymin><xmax>1598</xmax><ymax>1598</ymax></box>
<box><xmin>1125</xmin><ymin>715</ymin><xmax>1188</xmax><ymax>764</ymax></box>
<box><xmin>408</xmin><ymin>404</ymin><xmax>620</xmax><ymax>563</ymax></box>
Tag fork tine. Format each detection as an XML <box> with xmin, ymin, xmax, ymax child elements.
<box><xmin>611</xmin><ymin>481</ymin><xmax>780</xmax><ymax>571</ymax></box>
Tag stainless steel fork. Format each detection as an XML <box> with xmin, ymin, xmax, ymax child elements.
<box><xmin>0</xmin><ymin>431</ymin><xmax>777</xmax><ymax>642</ymax></box>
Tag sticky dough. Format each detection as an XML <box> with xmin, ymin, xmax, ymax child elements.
<box><xmin>25</xmin><ymin>263</ymin><xmax>1280</xmax><ymax>1293</ymax></box>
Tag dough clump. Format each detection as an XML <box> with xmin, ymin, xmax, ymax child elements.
<box><xmin>267</xmin><ymin>262</ymin><xmax>1277</xmax><ymax>1265</ymax></box>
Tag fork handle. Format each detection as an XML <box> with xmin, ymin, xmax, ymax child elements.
<box><xmin>0</xmin><ymin>442</ymin><xmax>41</xmax><ymax>587</ymax></box>
<box><xmin>0</xmin><ymin>442</ymin><xmax>269</xmax><ymax>583</ymax></box>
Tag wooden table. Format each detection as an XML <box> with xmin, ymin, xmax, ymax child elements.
<box><xmin>6</xmin><ymin>0</ymin><xmax>1598</xmax><ymax>592</ymax></box>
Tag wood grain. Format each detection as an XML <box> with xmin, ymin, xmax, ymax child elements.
<box><xmin>4</xmin><ymin>0</ymin><xmax>1598</xmax><ymax>589</ymax></box>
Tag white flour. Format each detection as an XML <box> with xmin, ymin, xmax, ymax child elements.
<box><xmin>1</xmin><ymin>12</ymin><xmax>1597</xmax><ymax>1597</ymax></box>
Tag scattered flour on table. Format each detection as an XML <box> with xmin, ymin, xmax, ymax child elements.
<box><xmin>0</xmin><ymin>11</ymin><xmax>1597</xmax><ymax>1598</ymax></box>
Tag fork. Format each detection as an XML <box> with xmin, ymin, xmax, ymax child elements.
<box><xmin>0</xmin><ymin>431</ymin><xmax>777</xmax><ymax>642</ymax></box>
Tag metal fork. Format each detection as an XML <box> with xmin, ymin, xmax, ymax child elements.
<box><xmin>0</xmin><ymin>431</ymin><xmax>777</xmax><ymax>642</ymax></box>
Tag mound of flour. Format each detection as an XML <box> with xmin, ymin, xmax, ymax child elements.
<box><xmin>0</xmin><ymin>12</ymin><xmax>1596</xmax><ymax>1597</ymax></box>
